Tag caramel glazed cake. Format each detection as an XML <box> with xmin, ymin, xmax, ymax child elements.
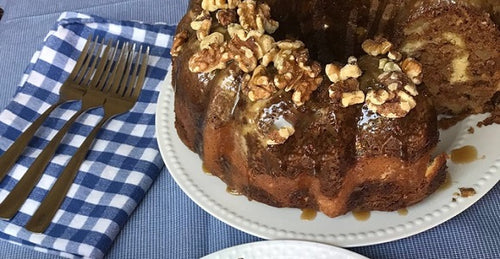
<box><xmin>170</xmin><ymin>0</ymin><xmax>499</xmax><ymax>218</ymax></box>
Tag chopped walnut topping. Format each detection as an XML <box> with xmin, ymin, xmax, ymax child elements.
<box><xmin>382</xmin><ymin>61</ymin><xmax>402</xmax><ymax>72</ymax></box>
<box><xmin>388</xmin><ymin>50</ymin><xmax>402</xmax><ymax>61</ymax></box>
<box><xmin>191</xmin><ymin>10</ymin><xmax>212</xmax><ymax>40</ymax></box>
<box><xmin>326</xmin><ymin>37</ymin><xmax>424</xmax><ymax>115</ymax></box>
<box><xmin>216</xmin><ymin>9</ymin><xmax>238</xmax><ymax>26</ymax></box>
<box><xmin>227</xmin><ymin>31</ymin><xmax>275</xmax><ymax>73</ymax></box>
<box><xmin>404</xmin><ymin>84</ymin><xmax>418</xmax><ymax>96</ymax></box>
<box><xmin>366</xmin><ymin>90</ymin><xmax>415</xmax><ymax>118</ymax></box>
<box><xmin>256</xmin><ymin>35</ymin><xmax>275</xmax><ymax>57</ymax></box>
<box><xmin>366</xmin><ymin>71</ymin><xmax>418</xmax><ymax>118</ymax></box>
<box><xmin>237</xmin><ymin>0</ymin><xmax>279</xmax><ymax>34</ymax></box>
<box><xmin>240</xmin><ymin>40</ymin><xmax>321</xmax><ymax>105</ymax></box>
<box><xmin>366</xmin><ymin>89</ymin><xmax>390</xmax><ymax>105</ymax></box>
<box><xmin>326</xmin><ymin>56</ymin><xmax>362</xmax><ymax>83</ymax></box>
<box><xmin>325</xmin><ymin>64</ymin><xmax>341</xmax><ymax>83</ymax></box>
<box><xmin>290</xmin><ymin>72</ymin><xmax>323</xmax><ymax>106</ymax></box>
<box><xmin>361</xmin><ymin>37</ymin><xmax>393</xmax><ymax>56</ymax></box>
<box><xmin>200</xmin><ymin>32</ymin><xmax>225</xmax><ymax>50</ymax></box>
<box><xmin>341</xmin><ymin>90</ymin><xmax>365</xmax><ymax>107</ymax></box>
<box><xmin>202</xmin><ymin>0</ymin><xmax>241</xmax><ymax>11</ymax></box>
<box><xmin>227</xmin><ymin>24</ymin><xmax>274</xmax><ymax>58</ymax></box>
<box><xmin>398</xmin><ymin>91</ymin><xmax>417</xmax><ymax>111</ymax></box>
<box><xmin>401</xmin><ymin>57</ymin><xmax>423</xmax><ymax>85</ymax></box>
<box><xmin>378</xmin><ymin>58</ymin><xmax>389</xmax><ymax>70</ymax></box>
<box><xmin>188</xmin><ymin>43</ymin><xmax>229</xmax><ymax>73</ymax></box>
<box><xmin>340</xmin><ymin>63</ymin><xmax>363</xmax><ymax>80</ymax></box>
<box><xmin>187</xmin><ymin>0</ymin><xmax>321</xmax><ymax>107</ymax></box>
<box><xmin>264</xmin><ymin>40</ymin><xmax>322</xmax><ymax>105</ymax></box>
<box><xmin>247</xmin><ymin>65</ymin><xmax>275</xmax><ymax>101</ymax></box>
<box><xmin>267</xmin><ymin>125</ymin><xmax>295</xmax><ymax>145</ymax></box>
<box><xmin>171</xmin><ymin>31</ymin><xmax>189</xmax><ymax>57</ymax></box>
<box><xmin>347</xmin><ymin>56</ymin><xmax>358</xmax><ymax>64</ymax></box>
<box><xmin>328</xmin><ymin>78</ymin><xmax>365</xmax><ymax>107</ymax></box>
<box><xmin>277</xmin><ymin>40</ymin><xmax>304</xmax><ymax>50</ymax></box>
<box><xmin>231</xmin><ymin>45</ymin><xmax>258</xmax><ymax>72</ymax></box>
<box><xmin>326</xmin><ymin>58</ymin><xmax>364</xmax><ymax>107</ymax></box>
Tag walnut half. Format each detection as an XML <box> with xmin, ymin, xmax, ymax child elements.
<box><xmin>365</xmin><ymin>71</ymin><xmax>418</xmax><ymax>118</ymax></box>
<box><xmin>190</xmin><ymin>10</ymin><xmax>212</xmax><ymax>40</ymax></box>
<box><xmin>326</xmin><ymin>57</ymin><xmax>365</xmax><ymax>107</ymax></box>
<box><xmin>171</xmin><ymin>31</ymin><xmax>188</xmax><ymax>57</ymax></box>
<box><xmin>216</xmin><ymin>9</ymin><xmax>238</xmax><ymax>26</ymax></box>
<box><xmin>247</xmin><ymin>65</ymin><xmax>275</xmax><ymax>101</ymax></box>
<box><xmin>401</xmin><ymin>57</ymin><xmax>423</xmax><ymax>85</ymax></box>
<box><xmin>188</xmin><ymin>43</ymin><xmax>230</xmax><ymax>73</ymax></box>
<box><xmin>266</xmin><ymin>125</ymin><xmax>295</xmax><ymax>145</ymax></box>
<box><xmin>237</xmin><ymin>0</ymin><xmax>279</xmax><ymax>34</ymax></box>
<box><xmin>266</xmin><ymin>40</ymin><xmax>323</xmax><ymax>106</ymax></box>
<box><xmin>341</xmin><ymin>91</ymin><xmax>365</xmax><ymax>107</ymax></box>
<box><xmin>226</xmin><ymin>29</ymin><xmax>275</xmax><ymax>73</ymax></box>
<box><xmin>361</xmin><ymin>37</ymin><xmax>393</xmax><ymax>56</ymax></box>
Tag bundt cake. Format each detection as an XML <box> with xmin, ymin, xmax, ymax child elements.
<box><xmin>169</xmin><ymin>0</ymin><xmax>498</xmax><ymax>218</ymax></box>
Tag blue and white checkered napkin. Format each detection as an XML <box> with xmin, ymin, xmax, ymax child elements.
<box><xmin>0</xmin><ymin>12</ymin><xmax>174</xmax><ymax>258</ymax></box>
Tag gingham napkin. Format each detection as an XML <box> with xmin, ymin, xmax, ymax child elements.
<box><xmin>0</xmin><ymin>12</ymin><xmax>174</xmax><ymax>258</ymax></box>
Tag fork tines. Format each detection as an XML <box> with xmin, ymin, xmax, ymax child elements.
<box><xmin>97</xmin><ymin>41</ymin><xmax>149</xmax><ymax>98</ymax></box>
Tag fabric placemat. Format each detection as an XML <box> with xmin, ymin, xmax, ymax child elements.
<box><xmin>0</xmin><ymin>12</ymin><xmax>174</xmax><ymax>258</ymax></box>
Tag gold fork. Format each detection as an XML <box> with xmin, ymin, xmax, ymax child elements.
<box><xmin>0</xmin><ymin>35</ymin><xmax>98</xmax><ymax>183</ymax></box>
<box><xmin>25</xmin><ymin>45</ymin><xmax>149</xmax><ymax>233</ymax></box>
<box><xmin>0</xmin><ymin>39</ymin><xmax>131</xmax><ymax>219</ymax></box>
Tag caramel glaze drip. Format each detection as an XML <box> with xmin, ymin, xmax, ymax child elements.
<box><xmin>353</xmin><ymin>210</ymin><xmax>371</xmax><ymax>221</ymax></box>
<box><xmin>202</xmin><ymin>163</ymin><xmax>212</xmax><ymax>175</ymax></box>
<box><xmin>301</xmin><ymin>208</ymin><xmax>318</xmax><ymax>221</ymax></box>
<box><xmin>398</xmin><ymin>208</ymin><xmax>409</xmax><ymax>216</ymax></box>
<box><xmin>450</xmin><ymin>145</ymin><xmax>478</xmax><ymax>164</ymax></box>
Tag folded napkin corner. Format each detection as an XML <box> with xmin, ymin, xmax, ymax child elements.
<box><xmin>0</xmin><ymin>12</ymin><xmax>175</xmax><ymax>258</ymax></box>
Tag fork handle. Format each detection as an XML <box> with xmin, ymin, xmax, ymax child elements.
<box><xmin>0</xmin><ymin>101</ymin><xmax>63</xmax><ymax>183</ymax></box>
<box><xmin>0</xmin><ymin>108</ymin><xmax>85</xmax><ymax>219</ymax></box>
<box><xmin>25</xmin><ymin>115</ymin><xmax>110</xmax><ymax>233</ymax></box>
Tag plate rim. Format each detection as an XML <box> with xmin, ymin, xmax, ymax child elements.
<box><xmin>201</xmin><ymin>240</ymin><xmax>369</xmax><ymax>259</ymax></box>
<box><xmin>156</xmin><ymin>67</ymin><xmax>500</xmax><ymax>247</ymax></box>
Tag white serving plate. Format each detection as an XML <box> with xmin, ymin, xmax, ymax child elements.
<box><xmin>156</xmin><ymin>68</ymin><xmax>500</xmax><ymax>247</ymax></box>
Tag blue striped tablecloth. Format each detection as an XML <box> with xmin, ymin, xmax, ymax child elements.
<box><xmin>0</xmin><ymin>0</ymin><xmax>498</xmax><ymax>258</ymax></box>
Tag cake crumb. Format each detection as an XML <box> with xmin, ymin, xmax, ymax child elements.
<box><xmin>459</xmin><ymin>187</ymin><xmax>476</xmax><ymax>198</ymax></box>
<box><xmin>477</xmin><ymin>107</ymin><xmax>500</xmax><ymax>127</ymax></box>
<box><xmin>467</xmin><ymin>127</ymin><xmax>474</xmax><ymax>134</ymax></box>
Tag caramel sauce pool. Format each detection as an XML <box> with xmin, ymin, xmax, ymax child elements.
<box><xmin>226</xmin><ymin>186</ymin><xmax>242</xmax><ymax>196</ymax></box>
<box><xmin>352</xmin><ymin>210</ymin><xmax>371</xmax><ymax>221</ymax></box>
<box><xmin>202</xmin><ymin>164</ymin><xmax>213</xmax><ymax>175</ymax></box>
<box><xmin>450</xmin><ymin>145</ymin><xmax>478</xmax><ymax>164</ymax></box>
<box><xmin>300</xmin><ymin>208</ymin><xmax>317</xmax><ymax>220</ymax></box>
<box><xmin>397</xmin><ymin>208</ymin><xmax>408</xmax><ymax>216</ymax></box>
